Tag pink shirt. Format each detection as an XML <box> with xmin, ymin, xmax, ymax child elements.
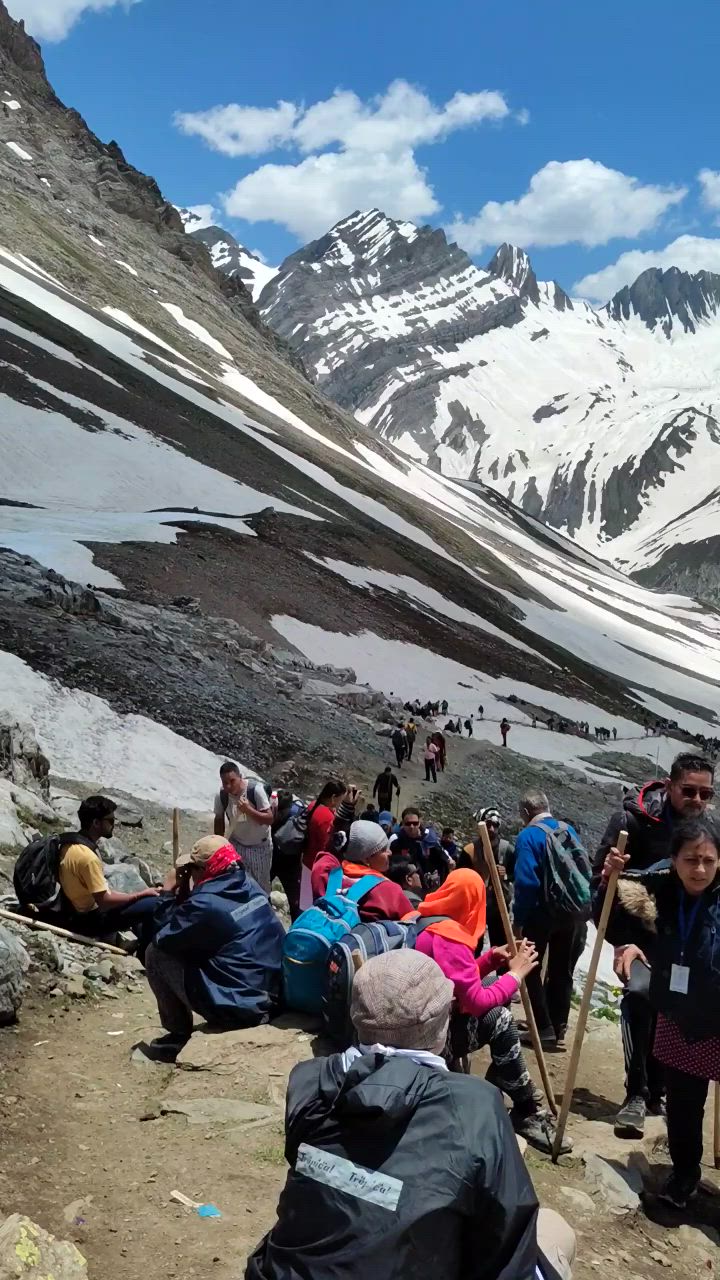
<box><xmin>415</xmin><ymin>932</ymin><xmax>519</xmax><ymax>1016</ymax></box>
<box><xmin>424</xmin><ymin>743</ymin><xmax>439</xmax><ymax>762</ymax></box>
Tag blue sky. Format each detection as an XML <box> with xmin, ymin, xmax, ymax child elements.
<box><xmin>10</xmin><ymin>0</ymin><xmax>720</xmax><ymax>299</ymax></box>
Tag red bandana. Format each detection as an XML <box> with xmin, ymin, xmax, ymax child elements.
<box><xmin>194</xmin><ymin>843</ymin><xmax>242</xmax><ymax>886</ymax></box>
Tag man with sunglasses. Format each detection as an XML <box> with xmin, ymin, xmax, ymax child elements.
<box><xmin>594</xmin><ymin>752</ymin><xmax>715</xmax><ymax>1138</ymax></box>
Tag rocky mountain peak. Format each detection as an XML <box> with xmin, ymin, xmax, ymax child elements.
<box><xmin>0</xmin><ymin>1</ymin><xmax>47</xmax><ymax>87</ymax></box>
<box><xmin>606</xmin><ymin>264</ymin><xmax>720</xmax><ymax>337</ymax></box>
<box><xmin>278</xmin><ymin>207</ymin><xmax>473</xmax><ymax>279</ymax></box>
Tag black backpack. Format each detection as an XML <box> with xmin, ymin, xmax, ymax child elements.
<box><xmin>532</xmin><ymin>819</ymin><xmax>592</xmax><ymax>923</ymax></box>
<box><xmin>13</xmin><ymin>832</ymin><xmax>91</xmax><ymax>911</ymax></box>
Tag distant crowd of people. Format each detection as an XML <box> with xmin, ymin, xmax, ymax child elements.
<box><xmin>10</xmin><ymin>730</ymin><xmax>720</xmax><ymax>1274</ymax></box>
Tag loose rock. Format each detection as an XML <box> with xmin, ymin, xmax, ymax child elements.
<box><xmin>0</xmin><ymin>1214</ymin><xmax>87</xmax><ymax>1277</ymax></box>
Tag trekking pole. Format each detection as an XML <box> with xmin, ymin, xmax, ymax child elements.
<box><xmin>172</xmin><ymin>807</ymin><xmax>180</xmax><ymax>867</ymax></box>
<box><xmin>478</xmin><ymin>823</ymin><xmax>557</xmax><ymax>1116</ymax></box>
<box><xmin>0</xmin><ymin>907</ymin><xmax>127</xmax><ymax>955</ymax></box>
<box><xmin>714</xmin><ymin>1082</ymin><xmax>720</xmax><ymax>1169</ymax></box>
<box><xmin>551</xmin><ymin>830</ymin><xmax>628</xmax><ymax>1162</ymax></box>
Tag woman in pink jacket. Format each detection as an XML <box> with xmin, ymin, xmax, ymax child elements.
<box><xmin>415</xmin><ymin>868</ymin><xmax>570</xmax><ymax>1153</ymax></box>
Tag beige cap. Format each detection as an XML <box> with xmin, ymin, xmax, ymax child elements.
<box><xmin>176</xmin><ymin>834</ymin><xmax>229</xmax><ymax>870</ymax></box>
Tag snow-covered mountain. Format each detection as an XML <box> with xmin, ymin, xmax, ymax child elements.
<box><xmin>257</xmin><ymin>209</ymin><xmax>720</xmax><ymax>601</ymax></box>
<box><xmin>1</xmin><ymin>0</ymin><xmax>720</xmax><ymax>792</ymax></box>
<box><xmin>177</xmin><ymin>208</ymin><xmax>277</xmax><ymax>301</ymax></box>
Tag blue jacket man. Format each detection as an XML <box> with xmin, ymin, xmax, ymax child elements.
<box><xmin>141</xmin><ymin>836</ymin><xmax>285</xmax><ymax>1062</ymax></box>
<box><xmin>513</xmin><ymin>792</ymin><xmax>587</xmax><ymax>1051</ymax></box>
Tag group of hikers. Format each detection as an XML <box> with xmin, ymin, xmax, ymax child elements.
<box><xmin>11</xmin><ymin>748</ymin><xmax>720</xmax><ymax>1274</ymax></box>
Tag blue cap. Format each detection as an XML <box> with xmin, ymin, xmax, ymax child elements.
<box><xmin>378</xmin><ymin>810</ymin><xmax>394</xmax><ymax>826</ymax></box>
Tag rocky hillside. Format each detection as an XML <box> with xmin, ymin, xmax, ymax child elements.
<box><xmin>255</xmin><ymin>209</ymin><xmax>720</xmax><ymax>602</ymax></box>
<box><xmin>1</xmin><ymin>0</ymin><xmax>720</xmax><ymax>804</ymax></box>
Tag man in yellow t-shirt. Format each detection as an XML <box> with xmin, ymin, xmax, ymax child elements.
<box><xmin>55</xmin><ymin>796</ymin><xmax>160</xmax><ymax>952</ymax></box>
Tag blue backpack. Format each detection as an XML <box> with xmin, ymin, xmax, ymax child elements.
<box><xmin>282</xmin><ymin>866</ymin><xmax>384</xmax><ymax>1014</ymax></box>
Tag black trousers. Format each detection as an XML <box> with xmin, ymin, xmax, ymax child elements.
<box><xmin>424</xmin><ymin>759</ymin><xmax>437</xmax><ymax>782</ymax></box>
<box><xmin>621</xmin><ymin>958</ymin><xmax>665</xmax><ymax>1102</ymax></box>
<box><xmin>406</xmin><ymin>738</ymin><xmax>414</xmax><ymax>761</ymax></box>
<box><xmin>665</xmin><ymin>1065</ymin><xmax>708</xmax><ymax>1181</ymax></box>
<box><xmin>522</xmin><ymin>915</ymin><xmax>587</xmax><ymax>1037</ymax></box>
<box><xmin>394</xmin><ymin>746</ymin><xmax>405</xmax><ymax>767</ymax></box>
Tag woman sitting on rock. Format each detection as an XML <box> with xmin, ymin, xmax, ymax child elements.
<box><xmin>413</xmin><ymin>869</ymin><xmax>571</xmax><ymax>1154</ymax></box>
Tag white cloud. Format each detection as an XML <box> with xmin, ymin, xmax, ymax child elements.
<box><xmin>449</xmin><ymin>159</ymin><xmax>687</xmax><ymax>253</ymax></box>
<box><xmin>573</xmin><ymin>235</ymin><xmax>720</xmax><ymax>302</ymax></box>
<box><xmin>175</xmin><ymin>80</ymin><xmax>519</xmax><ymax>240</ymax></box>
<box><xmin>699</xmin><ymin>168</ymin><xmax>720</xmax><ymax>214</ymax></box>
<box><xmin>176</xmin><ymin>81</ymin><xmax>512</xmax><ymax>159</ymax></box>
<box><xmin>6</xmin><ymin>0</ymin><xmax>140</xmax><ymax>41</ymax></box>
<box><xmin>224</xmin><ymin>148</ymin><xmax>439</xmax><ymax>241</ymax></box>
<box><xmin>175</xmin><ymin>203</ymin><xmax>218</xmax><ymax>232</ymax></box>
<box><xmin>175</xmin><ymin>101</ymin><xmax>299</xmax><ymax>158</ymax></box>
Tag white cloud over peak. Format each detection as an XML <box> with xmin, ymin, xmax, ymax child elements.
<box><xmin>574</xmin><ymin>234</ymin><xmax>720</xmax><ymax>302</ymax></box>
<box><xmin>224</xmin><ymin>149</ymin><xmax>440</xmax><ymax>241</ymax></box>
<box><xmin>6</xmin><ymin>0</ymin><xmax>140</xmax><ymax>41</ymax></box>
<box><xmin>699</xmin><ymin>168</ymin><xmax>720</xmax><ymax>215</ymax></box>
<box><xmin>176</xmin><ymin>203</ymin><xmax>218</xmax><ymax>232</ymax></box>
<box><xmin>449</xmin><ymin>159</ymin><xmax>687</xmax><ymax>253</ymax></box>
<box><xmin>175</xmin><ymin>80</ymin><xmax>520</xmax><ymax>240</ymax></box>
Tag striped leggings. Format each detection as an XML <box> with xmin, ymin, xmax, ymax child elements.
<box><xmin>448</xmin><ymin>1004</ymin><xmax>537</xmax><ymax>1112</ymax></box>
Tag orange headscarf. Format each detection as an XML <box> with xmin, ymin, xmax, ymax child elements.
<box><xmin>417</xmin><ymin>868</ymin><xmax>486</xmax><ymax>949</ymax></box>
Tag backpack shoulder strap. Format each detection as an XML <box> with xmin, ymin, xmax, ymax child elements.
<box><xmin>324</xmin><ymin>866</ymin><xmax>345</xmax><ymax>898</ymax></box>
<box><xmin>406</xmin><ymin>914</ymin><xmax>450</xmax><ymax>944</ymax></box>
<box><xmin>343</xmin><ymin>874</ymin><xmax>384</xmax><ymax>904</ymax></box>
<box><xmin>530</xmin><ymin>820</ymin><xmax>557</xmax><ymax>838</ymax></box>
<box><xmin>220</xmin><ymin>788</ymin><xmax>229</xmax><ymax>813</ymax></box>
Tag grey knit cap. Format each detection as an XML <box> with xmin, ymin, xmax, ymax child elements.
<box><xmin>351</xmin><ymin>950</ymin><xmax>454</xmax><ymax>1053</ymax></box>
<box><xmin>347</xmin><ymin>819</ymin><xmax>389</xmax><ymax>864</ymax></box>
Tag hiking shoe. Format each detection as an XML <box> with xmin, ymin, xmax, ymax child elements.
<box><xmin>519</xmin><ymin>1027</ymin><xmax>558</xmax><ymax>1051</ymax></box>
<box><xmin>657</xmin><ymin>1171</ymin><xmax>699</xmax><ymax>1209</ymax></box>
<box><xmin>512</xmin><ymin>1110</ymin><xmax>573</xmax><ymax>1156</ymax></box>
<box><xmin>138</xmin><ymin>1033</ymin><xmax>189</xmax><ymax>1064</ymax></box>
<box><xmin>614</xmin><ymin>1094</ymin><xmax>646</xmax><ymax>1137</ymax></box>
<box><xmin>648</xmin><ymin>1096</ymin><xmax>666</xmax><ymax>1118</ymax></box>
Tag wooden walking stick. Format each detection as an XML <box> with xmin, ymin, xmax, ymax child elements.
<box><xmin>0</xmin><ymin>907</ymin><xmax>127</xmax><ymax>955</ymax></box>
<box><xmin>172</xmin><ymin>807</ymin><xmax>180</xmax><ymax>867</ymax></box>
<box><xmin>478</xmin><ymin>822</ymin><xmax>557</xmax><ymax>1116</ymax></box>
<box><xmin>551</xmin><ymin>829</ymin><xmax>628</xmax><ymax>1161</ymax></box>
<box><xmin>714</xmin><ymin>1082</ymin><xmax>720</xmax><ymax>1169</ymax></box>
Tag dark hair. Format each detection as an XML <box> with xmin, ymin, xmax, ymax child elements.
<box><xmin>670</xmin><ymin>817</ymin><xmax>720</xmax><ymax>859</ymax></box>
<box><xmin>311</xmin><ymin>779</ymin><xmax>347</xmax><ymax>810</ymax></box>
<box><xmin>387</xmin><ymin>856</ymin><xmax>419</xmax><ymax>888</ymax></box>
<box><xmin>220</xmin><ymin>760</ymin><xmax>241</xmax><ymax>777</ymax></box>
<box><xmin>78</xmin><ymin>795</ymin><xmax>117</xmax><ymax>829</ymax></box>
<box><xmin>442</xmin><ymin>827</ymin><xmax>454</xmax><ymax>838</ymax></box>
<box><xmin>401</xmin><ymin>806</ymin><xmax>420</xmax><ymax>821</ymax></box>
<box><xmin>670</xmin><ymin>753</ymin><xmax>714</xmax><ymax>782</ymax></box>
<box><xmin>384</xmin><ymin>765</ymin><xmax>392</xmax><ymax>772</ymax></box>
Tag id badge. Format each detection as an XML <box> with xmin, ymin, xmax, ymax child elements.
<box><xmin>670</xmin><ymin>964</ymin><xmax>690</xmax><ymax>995</ymax></box>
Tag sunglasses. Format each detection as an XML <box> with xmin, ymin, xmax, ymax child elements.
<box><xmin>404</xmin><ymin>819</ymin><xmax>421</xmax><ymax>827</ymax></box>
<box><xmin>679</xmin><ymin>785</ymin><xmax>715</xmax><ymax>801</ymax></box>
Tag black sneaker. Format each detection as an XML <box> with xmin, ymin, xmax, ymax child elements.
<box><xmin>139</xmin><ymin>1033</ymin><xmax>189</xmax><ymax>1064</ymax></box>
<box><xmin>658</xmin><ymin>1171</ymin><xmax>699</xmax><ymax>1209</ymax></box>
<box><xmin>519</xmin><ymin>1027</ymin><xmax>558</xmax><ymax>1050</ymax></box>
<box><xmin>512</xmin><ymin>1109</ymin><xmax>573</xmax><ymax>1156</ymax></box>
<box><xmin>647</xmin><ymin>1096</ymin><xmax>666</xmax><ymax>1118</ymax></box>
<box><xmin>614</xmin><ymin>1094</ymin><xmax>646</xmax><ymax>1137</ymax></box>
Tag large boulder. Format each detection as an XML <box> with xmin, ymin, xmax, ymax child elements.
<box><xmin>103</xmin><ymin>863</ymin><xmax>147</xmax><ymax>894</ymax></box>
<box><xmin>0</xmin><ymin>1214</ymin><xmax>87</xmax><ymax>1277</ymax></box>
<box><xmin>0</xmin><ymin>925</ymin><xmax>29</xmax><ymax>1024</ymax></box>
<box><xmin>0</xmin><ymin>721</ymin><xmax>50</xmax><ymax>798</ymax></box>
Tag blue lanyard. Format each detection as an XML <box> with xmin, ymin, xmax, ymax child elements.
<box><xmin>678</xmin><ymin>892</ymin><xmax>704</xmax><ymax>963</ymax></box>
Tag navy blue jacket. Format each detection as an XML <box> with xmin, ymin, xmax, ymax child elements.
<box><xmin>153</xmin><ymin>867</ymin><xmax>285</xmax><ymax>1027</ymax></box>
<box><xmin>596</xmin><ymin>862</ymin><xmax>720</xmax><ymax>1041</ymax></box>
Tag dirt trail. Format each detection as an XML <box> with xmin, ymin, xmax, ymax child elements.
<box><xmin>1</xmin><ymin>972</ymin><xmax>718</xmax><ymax>1280</ymax></box>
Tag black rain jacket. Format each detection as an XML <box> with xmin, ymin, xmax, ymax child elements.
<box><xmin>246</xmin><ymin>1050</ymin><xmax>558</xmax><ymax>1280</ymax></box>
